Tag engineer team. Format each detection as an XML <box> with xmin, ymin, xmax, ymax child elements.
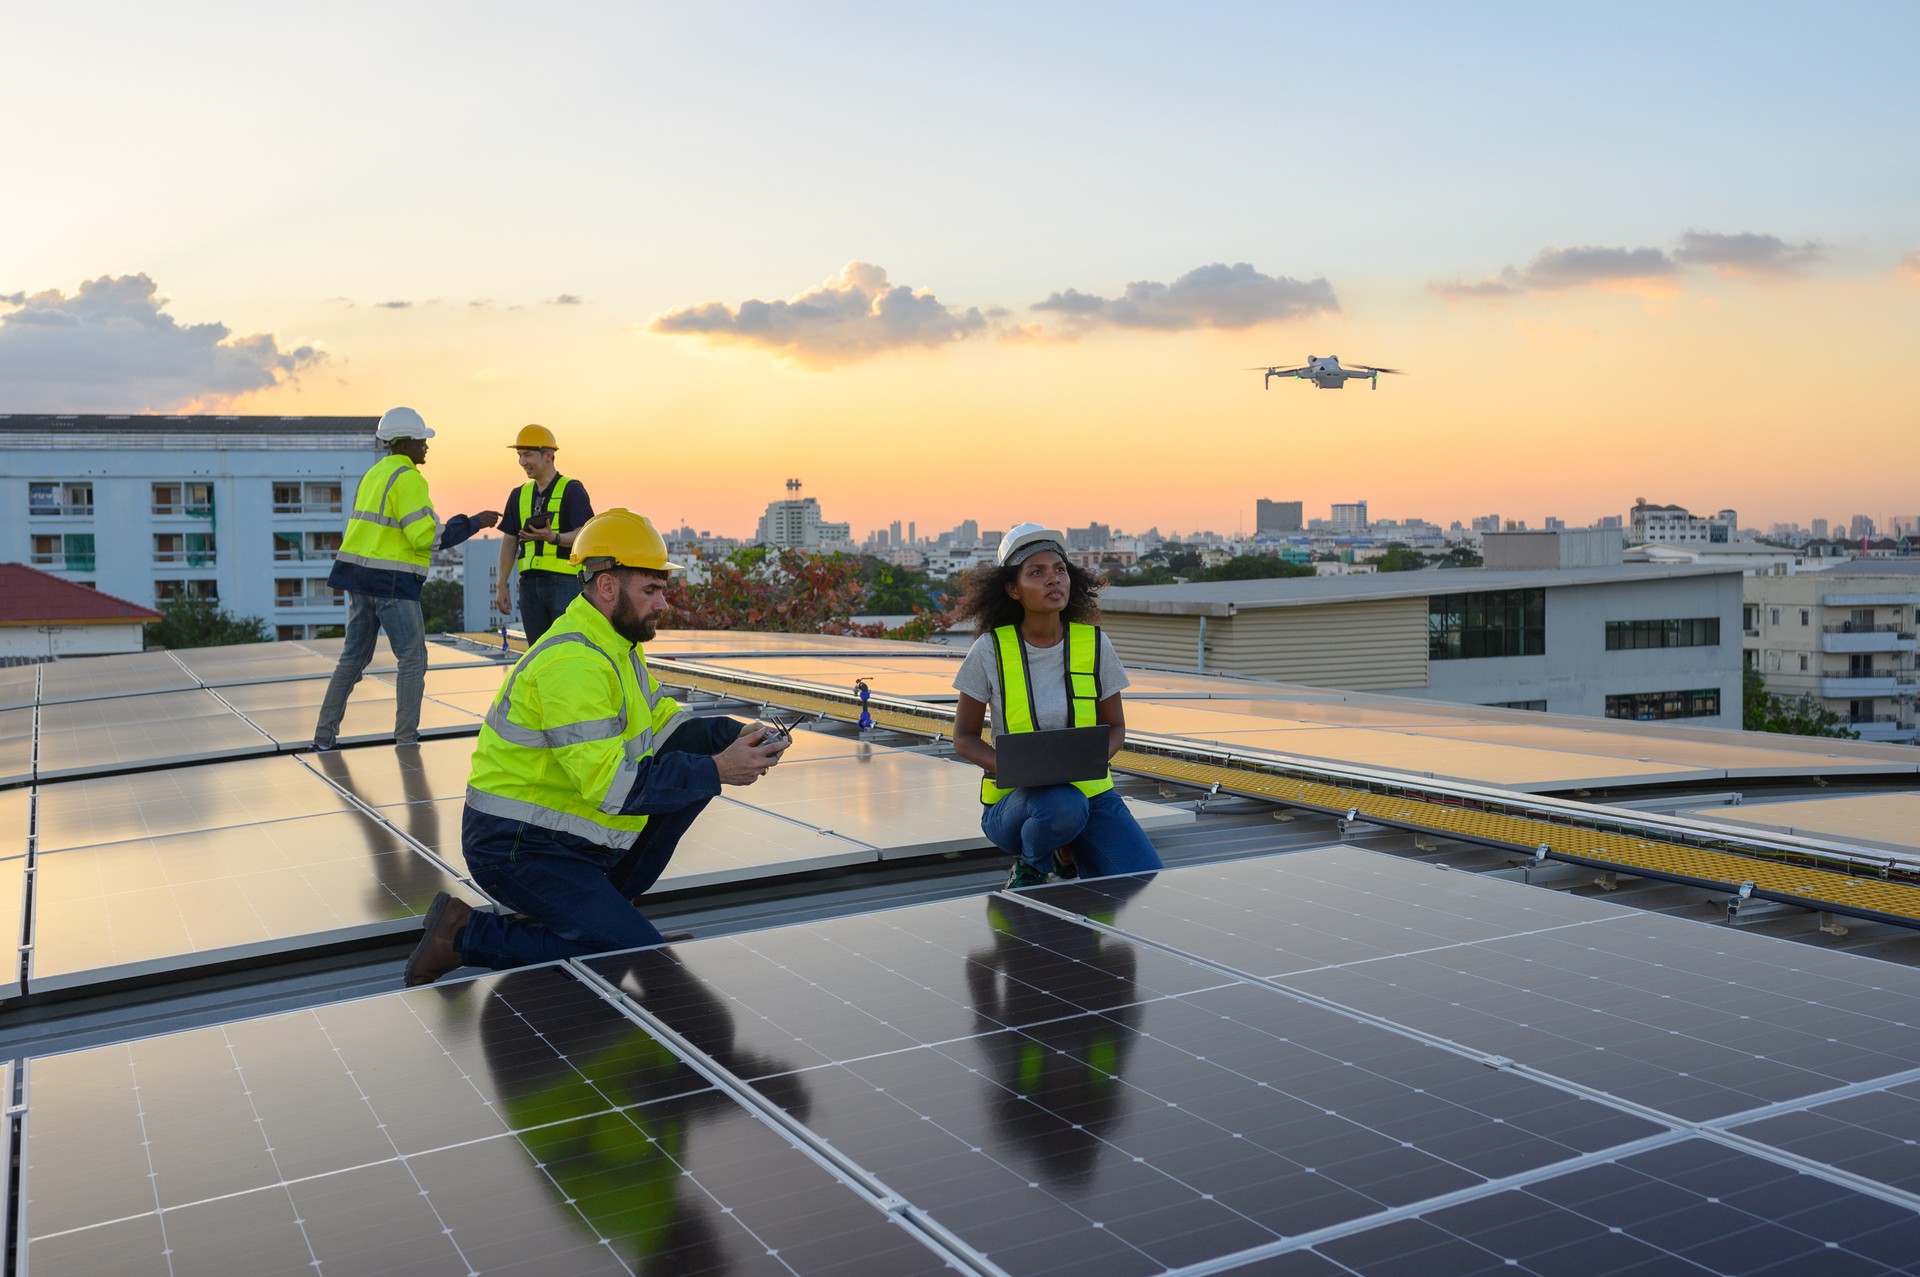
<box><xmin>311</xmin><ymin>408</ymin><xmax>1162</xmax><ymax>986</ymax></box>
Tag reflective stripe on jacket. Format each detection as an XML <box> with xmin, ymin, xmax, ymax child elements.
<box><xmin>466</xmin><ymin>593</ymin><xmax>691</xmax><ymax>850</ymax></box>
<box><xmin>516</xmin><ymin>475</ymin><xmax>577</xmax><ymax>574</ymax></box>
<box><xmin>980</xmin><ymin>621</ymin><xmax>1113</xmax><ymax>805</ymax></box>
<box><xmin>333</xmin><ymin>454</ymin><xmax>436</xmax><ymax>578</ymax></box>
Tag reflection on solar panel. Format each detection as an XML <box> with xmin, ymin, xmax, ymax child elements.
<box><xmin>35</xmin><ymin>650</ymin><xmax>198</xmax><ymax>704</ymax></box>
<box><xmin>21</xmin><ymin>967</ymin><xmax>957</xmax><ymax>1275</ymax></box>
<box><xmin>33</xmin><ymin>754</ymin><xmax>353</xmax><ymax>852</ymax></box>
<box><xmin>303</xmin><ymin>738</ymin><xmax>478</xmax><ymax>807</ymax></box>
<box><xmin>1682</xmin><ymin>791</ymin><xmax>1920</xmax><ymax>856</ymax></box>
<box><xmin>661</xmin><ymin>801</ymin><xmax>876</xmax><ymax>889</ymax></box>
<box><xmin>0</xmin><ymin>855</ymin><xmax>23</xmax><ymax>999</ymax></box>
<box><xmin>0</xmin><ymin>663</ymin><xmax>39</xmax><ymax>711</ymax></box>
<box><xmin>28</xmin><ymin>811</ymin><xmax>478</xmax><ymax>991</ymax></box>
<box><xmin>34</xmin><ymin>691</ymin><xmax>272</xmax><ymax>780</ymax></box>
<box><xmin>0</xmin><ymin>709</ymin><xmax>30</xmax><ymax>786</ymax></box>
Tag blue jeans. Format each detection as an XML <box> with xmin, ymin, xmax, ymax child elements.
<box><xmin>458</xmin><ymin>799</ymin><xmax>711</xmax><ymax>969</ymax></box>
<box><xmin>980</xmin><ymin>786</ymin><xmax>1163</xmax><ymax>879</ymax></box>
<box><xmin>312</xmin><ymin>591</ymin><xmax>426</xmax><ymax>747</ymax></box>
<box><xmin>517</xmin><ymin>569</ymin><xmax>582</xmax><ymax>645</ymax></box>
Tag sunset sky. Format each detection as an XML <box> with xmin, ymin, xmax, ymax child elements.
<box><xmin>3</xmin><ymin>2</ymin><xmax>1915</xmax><ymax>540</ymax></box>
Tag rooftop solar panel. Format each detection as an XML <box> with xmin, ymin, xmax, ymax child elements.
<box><xmin>1680</xmin><ymin>792</ymin><xmax>1920</xmax><ymax>855</ymax></box>
<box><xmin>0</xmin><ymin>785</ymin><xmax>26</xmax><ymax>853</ymax></box>
<box><xmin>1036</xmin><ymin>849</ymin><xmax>1920</xmax><ymax>1125</ymax></box>
<box><xmin>298</xmin><ymin>634</ymin><xmax>510</xmax><ymax>672</ymax></box>
<box><xmin>21</xmin><ymin>966</ymin><xmax>959</xmax><ymax>1275</ymax></box>
<box><xmin>0</xmin><ymin>708</ymin><xmax>30</xmax><ymax>786</ymax></box>
<box><xmin>27</xmin><ymin>810</ymin><xmax>481</xmax><ymax>992</ymax></box>
<box><xmin>34</xmin><ymin>692</ymin><xmax>273</xmax><ymax>781</ymax></box>
<box><xmin>169</xmin><ymin>643</ymin><xmax>340</xmax><ymax>686</ymax></box>
<box><xmin>218</xmin><ymin>676</ymin><xmax>483</xmax><ymax>746</ymax></box>
<box><xmin>659</xmin><ymin>801</ymin><xmax>877</xmax><ymax>889</ymax></box>
<box><xmin>0</xmin><ymin>662</ymin><xmax>38</xmax><ymax>711</ymax></box>
<box><xmin>32</xmin><ymin>754</ymin><xmax>353</xmax><ymax>852</ymax></box>
<box><xmin>1728</xmin><ymin>1076</ymin><xmax>1920</xmax><ymax>1197</ymax></box>
<box><xmin>303</xmin><ymin>738</ymin><xmax>478</xmax><ymax>808</ymax></box>
<box><xmin>34</xmin><ymin>651</ymin><xmax>198</xmax><ymax>703</ymax></box>
<box><xmin>595</xmin><ymin>899</ymin><xmax>1662</xmax><ymax>1275</ymax></box>
<box><xmin>1272</xmin><ymin>1138</ymin><xmax>1920</xmax><ymax>1277</ymax></box>
<box><xmin>1414</xmin><ymin>721</ymin><xmax>1900</xmax><ymax>775</ymax></box>
<box><xmin>0</xmin><ymin>855</ymin><xmax>23</xmax><ymax>1000</ymax></box>
<box><xmin>419</xmin><ymin>663</ymin><xmax>512</xmax><ymax>696</ymax></box>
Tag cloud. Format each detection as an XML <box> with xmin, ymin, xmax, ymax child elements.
<box><xmin>548</xmin><ymin>293</ymin><xmax>583</xmax><ymax>306</ymax></box>
<box><xmin>1431</xmin><ymin>277</ymin><xmax>1521</xmax><ymax>302</ymax></box>
<box><xmin>1030</xmin><ymin>262</ymin><xmax>1339</xmax><ymax>333</ymax></box>
<box><xmin>0</xmin><ymin>273</ymin><xmax>322</xmax><ymax>412</ymax></box>
<box><xmin>649</xmin><ymin>261</ymin><xmax>987</xmax><ymax>367</ymax></box>
<box><xmin>1894</xmin><ymin>251</ymin><xmax>1920</xmax><ymax>289</ymax></box>
<box><xmin>1674</xmin><ymin>229</ymin><xmax>1824</xmax><ymax>277</ymax></box>
<box><xmin>375</xmin><ymin>299</ymin><xmax>412</xmax><ymax>309</ymax></box>
<box><xmin>1512</xmin><ymin>245</ymin><xmax>1678</xmax><ymax>291</ymax></box>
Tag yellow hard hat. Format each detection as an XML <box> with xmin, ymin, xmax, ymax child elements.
<box><xmin>570</xmin><ymin>509</ymin><xmax>682</xmax><ymax>572</ymax></box>
<box><xmin>509</xmin><ymin>424</ymin><xmax>558</xmax><ymax>451</ymax></box>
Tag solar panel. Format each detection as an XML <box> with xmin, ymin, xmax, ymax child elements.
<box><xmin>170</xmin><ymin>642</ymin><xmax>340</xmax><ymax>686</ymax></box>
<box><xmin>21</xmin><ymin>966</ymin><xmax>959</xmax><ymax>1275</ymax></box>
<box><xmin>1724</xmin><ymin>1076</ymin><xmax>1920</xmax><ymax>1196</ymax></box>
<box><xmin>1035</xmin><ymin>849</ymin><xmax>1920</xmax><ymax>1125</ymax></box>
<box><xmin>32</xmin><ymin>754</ymin><xmax>353</xmax><ymax>852</ymax></box>
<box><xmin>303</xmin><ymin>738</ymin><xmax>478</xmax><ymax>808</ymax></box>
<box><xmin>590</xmin><ymin>897</ymin><xmax>1662</xmax><ymax>1272</ymax></box>
<box><xmin>35</xmin><ymin>651</ymin><xmax>198</xmax><ymax>703</ymax></box>
<box><xmin>0</xmin><ymin>855</ymin><xmax>24</xmax><ymax>1000</ymax></box>
<box><xmin>299</xmin><ymin>634</ymin><xmax>509</xmax><ymax>672</ymax></box>
<box><xmin>1681</xmin><ymin>791</ymin><xmax>1920</xmax><ymax>855</ymax></box>
<box><xmin>220</xmin><ymin>675</ymin><xmax>483</xmax><ymax>746</ymax></box>
<box><xmin>1257</xmin><ymin>1138</ymin><xmax>1920</xmax><ymax>1276</ymax></box>
<box><xmin>419</xmin><ymin>663</ymin><xmax>513</xmax><ymax>696</ymax></box>
<box><xmin>659</xmin><ymin>800</ymin><xmax>876</xmax><ymax>889</ymax></box>
<box><xmin>0</xmin><ymin>662</ymin><xmax>38</xmax><ymax>711</ymax></box>
<box><xmin>0</xmin><ymin>785</ymin><xmax>27</xmax><ymax>854</ymax></box>
<box><xmin>34</xmin><ymin>691</ymin><xmax>272</xmax><ymax>780</ymax></box>
<box><xmin>0</xmin><ymin>708</ymin><xmax>30</xmax><ymax>786</ymax></box>
<box><xmin>27</xmin><ymin>810</ymin><xmax>480</xmax><ymax>992</ymax></box>
<box><xmin>739</xmin><ymin>750</ymin><xmax>1046</xmax><ymax>857</ymax></box>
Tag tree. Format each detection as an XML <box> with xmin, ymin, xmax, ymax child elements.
<box><xmin>859</xmin><ymin>557</ymin><xmax>941</xmax><ymax>615</ymax></box>
<box><xmin>1195</xmin><ymin>555</ymin><xmax>1314</xmax><ymax>582</ymax></box>
<box><xmin>1741</xmin><ymin>669</ymin><xmax>1857</xmax><ymax>738</ymax></box>
<box><xmin>1374</xmin><ymin>544</ymin><xmax>1429</xmax><ymax>572</ymax></box>
<box><xmin>420</xmin><ymin>579</ymin><xmax>467</xmax><ymax>634</ymax></box>
<box><xmin>1443</xmin><ymin>545</ymin><xmax>1483</xmax><ymax>567</ymax></box>
<box><xmin>144</xmin><ymin>597</ymin><xmax>271</xmax><ymax>650</ymax></box>
<box><xmin>669</xmin><ymin>548</ymin><xmax>886</xmax><ymax>635</ymax></box>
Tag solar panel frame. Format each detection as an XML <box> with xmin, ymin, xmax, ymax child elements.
<box><xmin>33</xmin><ymin>693</ymin><xmax>275</xmax><ymax>781</ymax></box>
<box><xmin>32</xmin><ymin>754</ymin><xmax>355</xmax><ymax>853</ymax></box>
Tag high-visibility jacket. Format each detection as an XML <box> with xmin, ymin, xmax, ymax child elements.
<box><xmin>330</xmin><ymin>453</ymin><xmax>436</xmax><ymax>592</ymax></box>
<box><xmin>980</xmin><ymin>622</ymin><xmax>1114</xmax><ymax>805</ymax></box>
<box><xmin>515</xmin><ymin>475</ymin><xmax>577</xmax><ymax>575</ymax></box>
<box><xmin>466</xmin><ymin>594</ymin><xmax>690</xmax><ymax>850</ymax></box>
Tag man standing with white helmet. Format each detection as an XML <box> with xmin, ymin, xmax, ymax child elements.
<box><xmin>403</xmin><ymin>508</ymin><xmax>789</xmax><ymax>985</ymax></box>
<box><xmin>312</xmin><ymin>407</ymin><xmax>501</xmax><ymax>749</ymax></box>
<box><xmin>493</xmin><ymin>423</ymin><xmax>594</xmax><ymax>644</ymax></box>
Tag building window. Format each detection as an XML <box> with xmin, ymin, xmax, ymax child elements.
<box><xmin>274</xmin><ymin>579</ymin><xmax>307</xmax><ymax>608</ymax></box>
<box><xmin>153</xmin><ymin>532</ymin><xmax>216</xmax><ymax>567</ymax></box>
<box><xmin>1486</xmin><ymin>700</ymin><xmax>1548</xmax><ymax>711</ymax></box>
<box><xmin>1604</xmin><ymin>617</ymin><xmax>1721</xmax><ymax>650</ymax></box>
<box><xmin>273</xmin><ymin>530</ymin><xmax>341</xmax><ymax>561</ymax></box>
<box><xmin>27</xmin><ymin>481</ymin><xmax>93</xmax><ymax>516</ymax></box>
<box><xmin>274</xmin><ymin>481</ymin><xmax>344</xmax><ymax>515</ymax></box>
<box><xmin>29</xmin><ymin>533</ymin><xmax>94</xmax><ymax>571</ymax></box>
<box><xmin>151</xmin><ymin>481</ymin><xmax>214</xmax><ymax>516</ymax></box>
<box><xmin>275</xmin><ymin>625</ymin><xmax>307</xmax><ymax>641</ymax></box>
<box><xmin>1800</xmin><ymin>609</ymin><xmax>1810</xmax><ymax>626</ymax></box>
<box><xmin>1799</xmin><ymin>653</ymin><xmax>1809</xmax><ymax>671</ymax></box>
<box><xmin>1605</xmin><ymin>688</ymin><xmax>1721</xmax><ymax>721</ymax></box>
<box><xmin>1428</xmin><ymin>589</ymin><xmax>1545</xmax><ymax>660</ymax></box>
<box><xmin>155</xmin><ymin>579</ymin><xmax>217</xmax><ymax>605</ymax></box>
<box><xmin>1770</xmin><ymin>608</ymin><xmax>1780</xmax><ymax>626</ymax></box>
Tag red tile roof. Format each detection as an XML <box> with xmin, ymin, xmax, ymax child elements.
<box><xmin>0</xmin><ymin>563</ymin><xmax>162</xmax><ymax>625</ymax></box>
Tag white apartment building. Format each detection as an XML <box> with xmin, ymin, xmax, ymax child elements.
<box><xmin>1630</xmin><ymin>499</ymin><xmax>1739</xmax><ymax>545</ymax></box>
<box><xmin>1742</xmin><ymin>564</ymin><xmax>1919</xmax><ymax>743</ymax></box>
<box><xmin>1</xmin><ymin>414</ymin><xmax>380</xmax><ymax>640</ymax></box>
<box><xmin>755</xmin><ymin>493</ymin><xmax>851</xmax><ymax>550</ymax></box>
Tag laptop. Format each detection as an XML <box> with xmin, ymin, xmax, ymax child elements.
<box><xmin>993</xmin><ymin>725</ymin><xmax>1111</xmax><ymax>789</ymax></box>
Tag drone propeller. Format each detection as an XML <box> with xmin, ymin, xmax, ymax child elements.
<box><xmin>1360</xmin><ymin>366</ymin><xmax>1406</xmax><ymax>375</ymax></box>
<box><xmin>1245</xmin><ymin>365</ymin><xmax>1305</xmax><ymax>374</ymax></box>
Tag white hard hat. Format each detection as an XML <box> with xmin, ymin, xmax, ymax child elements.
<box><xmin>997</xmin><ymin>522</ymin><xmax>1068</xmax><ymax>568</ymax></box>
<box><xmin>374</xmin><ymin>406</ymin><xmax>435</xmax><ymax>442</ymax></box>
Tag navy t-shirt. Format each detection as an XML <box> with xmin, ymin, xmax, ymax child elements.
<box><xmin>499</xmin><ymin>476</ymin><xmax>595</xmax><ymax>561</ymax></box>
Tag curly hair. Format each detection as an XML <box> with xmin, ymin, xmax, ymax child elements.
<box><xmin>950</xmin><ymin>556</ymin><xmax>1104</xmax><ymax>638</ymax></box>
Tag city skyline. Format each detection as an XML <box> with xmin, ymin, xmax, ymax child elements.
<box><xmin>2</xmin><ymin>4</ymin><xmax>1915</xmax><ymax>535</ymax></box>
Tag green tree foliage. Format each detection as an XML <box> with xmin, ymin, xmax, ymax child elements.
<box><xmin>1741</xmin><ymin>669</ymin><xmax>1858</xmax><ymax>738</ymax></box>
<box><xmin>421</xmin><ymin>579</ymin><xmax>466</xmax><ymax>634</ymax></box>
<box><xmin>1194</xmin><ymin>555</ymin><xmax>1315</xmax><ymax>582</ymax></box>
<box><xmin>1373</xmin><ymin>544</ymin><xmax>1429</xmax><ymax>572</ymax></box>
<box><xmin>858</xmin><ymin>557</ymin><xmax>942</xmax><ymax>615</ymax></box>
<box><xmin>143</xmin><ymin>597</ymin><xmax>271</xmax><ymax>650</ymax></box>
<box><xmin>1443</xmin><ymin>545</ymin><xmax>1483</xmax><ymax>567</ymax></box>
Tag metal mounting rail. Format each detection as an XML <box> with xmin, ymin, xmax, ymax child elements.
<box><xmin>646</xmin><ymin>657</ymin><xmax>1920</xmax><ymax>932</ymax></box>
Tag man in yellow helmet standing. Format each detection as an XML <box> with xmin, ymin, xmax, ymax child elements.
<box><xmin>313</xmin><ymin>407</ymin><xmax>500</xmax><ymax>750</ymax></box>
<box><xmin>403</xmin><ymin>509</ymin><xmax>790</xmax><ymax>985</ymax></box>
<box><xmin>494</xmin><ymin>423</ymin><xmax>594</xmax><ymax>644</ymax></box>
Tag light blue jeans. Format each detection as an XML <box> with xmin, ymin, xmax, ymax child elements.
<box><xmin>980</xmin><ymin>786</ymin><xmax>1163</xmax><ymax>879</ymax></box>
<box><xmin>312</xmin><ymin>591</ymin><xmax>427</xmax><ymax>747</ymax></box>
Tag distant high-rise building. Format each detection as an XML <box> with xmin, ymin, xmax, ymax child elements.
<box><xmin>1255</xmin><ymin>499</ymin><xmax>1303</xmax><ymax>534</ymax></box>
<box><xmin>907</xmin><ymin>521</ymin><xmax>915</xmax><ymax>547</ymax></box>
<box><xmin>1471</xmin><ymin>515</ymin><xmax>1502</xmax><ymax>533</ymax></box>
<box><xmin>1544</xmin><ymin>516</ymin><xmax>1565</xmax><ymax>532</ymax></box>
<box><xmin>755</xmin><ymin>481</ymin><xmax>851</xmax><ymax>548</ymax></box>
<box><xmin>1066</xmin><ymin>523</ymin><xmax>1110</xmax><ymax>550</ymax></box>
<box><xmin>1597</xmin><ymin>515</ymin><xmax>1623</xmax><ymax>530</ymax></box>
<box><xmin>1811</xmin><ymin>519</ymin><xmax>1829</xmax><ymax>539</ymax></box>
<box><xmin>1851</xmin><ymin>514</ymin><xmax>1876</xmax><ymax>540</ymax></box>
<box><xmin>1329</xmin><ymin>501</ymin><xmax>1368</xmax><ymax>533</ymax></box>
<box><xmin>1629</xmin><ymin>499</ymin><xmax>1737</xmax><ymax>545</ymax></box>
<box><xmin>890</xmin><ymin>519</ymin><xmax>902</xmax><ymax>548</ymax></box>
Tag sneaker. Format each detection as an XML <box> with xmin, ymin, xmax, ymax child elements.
<box><xmin>1005</xmin><ymin>862</ymin><xmax>1050</xmax><ymax>890</ymax></box>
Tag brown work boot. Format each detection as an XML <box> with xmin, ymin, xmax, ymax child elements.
<box><xmin>404</xmin><ymin>892</ymin><xmax>473</xmax><ymax>986</ymax></box>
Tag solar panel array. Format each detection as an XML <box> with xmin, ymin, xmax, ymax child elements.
<box><xmin>15</xmin><ymin>849</ymin><xmax>1920</xmax><ymax>1275</ymax></box>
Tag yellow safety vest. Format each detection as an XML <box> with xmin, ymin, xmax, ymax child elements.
<box><xmin>335</xmin><ymin>453</ymin><xmax>436</xmax><ymax>577</ymax></box>
<box><xmin>466</xmin><ymin>594</ymin><xmax>690</xmax><ymax>849</ymax></box>
<box><xmin>515</xmin><ymin>475</ymin><xmax>577</xmax><ymax>574</ymax></box>
<box><xmin>980</xmin><ymin>621</ymin><xmax>1113</xmax><ymax>805</ymax></box>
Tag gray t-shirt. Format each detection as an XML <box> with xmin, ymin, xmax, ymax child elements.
<box><xmin>953</xmin><ymin>628</ymin><xmax>1131</xmax><ymax>731</ymax></box>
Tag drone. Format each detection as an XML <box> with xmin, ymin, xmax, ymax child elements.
<box><xmin>1251</xmin><ymin>355</ymin><xmax>1405</xmax><ymax>390</ymax></box>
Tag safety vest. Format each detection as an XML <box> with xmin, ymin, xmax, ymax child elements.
<box><xmin>516</xmin><ymin>476</ymin><xmax>576</xmax><ymax>574</ymax></box>
<box><xmin>980</xmin><ymin>621</ymin><xmax>1113</xmax><ymax>805</ymax></box>
<box><xmin>466</xmin><ymin>594</ymin><xmax>690</xmax><ymax>849</ymax></box>
<box><xmin>334</xmin><ymin>453</ymin><xmax>436</xmax><ymax>577</ymax></box>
